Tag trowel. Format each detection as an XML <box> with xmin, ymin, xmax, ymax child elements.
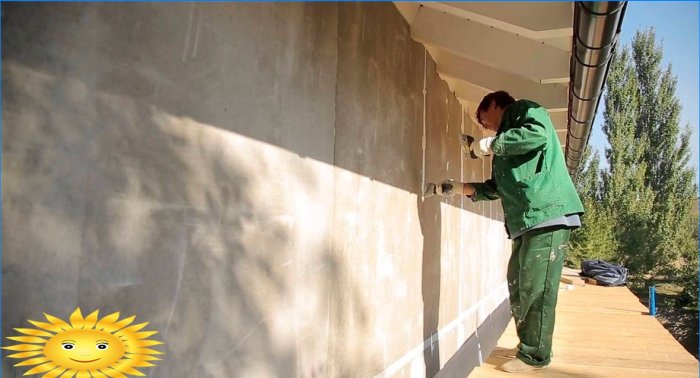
<box><xmin>460</xmin><ymin>134</ymin><xmax>478</xmax><ymax>159</ymax></box>
<box><xmin>423</xmin><ymin>183</ymin><xmax>437</xmax><ymax>197</ymax></box>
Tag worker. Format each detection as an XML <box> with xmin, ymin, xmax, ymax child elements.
<box><xmin>433</xmin><ymin>91</ymin><xmax>584</xmax><ymax>373</ymax></box>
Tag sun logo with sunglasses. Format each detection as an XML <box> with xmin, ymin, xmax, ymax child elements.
<box><xmin>3</xmin><ymin>308</ymin><xmax>163</xmax><ymax>377</ymax></box>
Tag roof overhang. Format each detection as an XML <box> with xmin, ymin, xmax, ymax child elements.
<box><xmin>395</xmin><ymin>2</ymin><xmax>574</xmax><ymax>149</ymax></box>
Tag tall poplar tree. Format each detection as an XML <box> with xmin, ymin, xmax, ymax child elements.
<box><xmin>631</xmin><ymin>29</ymin><xmax>698</xmax><ymax>275</ymax></box>
<box><xmin>577</xmin><ymin>28</ymin><xmax>697</xmax><ymax>281</ymax></box>
<box><xmin>601</xmin><ymin>44</ymin><xmax>656</xmax><ymax>273</ymax></box>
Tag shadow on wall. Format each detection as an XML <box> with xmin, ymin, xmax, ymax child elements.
<box><xmin>0</xmin><ymin>3</ymin><xmax>379</xmax><ymax>376</ymax></box>
<box><xmin>2</xmin><ymin>2</ymin><xmax>502</xmax><ymax>376</ymax></box>
<box><xmin>2</xmin><ymin>57</ymin><xmax>379</xmax><ymax>376</ymax></box>
<box><xmin>418</xmin><ymin>196</ymin><xmax>442</xmax><ymax>377</ymax></box>
<box><xmin>1</xmin><ymin>2</ymin><xmax>501</xmax><ymax>215</ymax></box>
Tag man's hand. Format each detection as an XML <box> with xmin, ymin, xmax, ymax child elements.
<box><xmin>473</xmin><ymin>136</ymin><xmax>495</xmax><ymax>157</ymax></box>
<box><xmin>435</xmin><ymin>180</ymin><xmax>464</xmax><ymax>197</ymax></box>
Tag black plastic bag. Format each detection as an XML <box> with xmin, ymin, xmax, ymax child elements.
<box><xmin>580</xmin><ymin>259</ymin><xmax>629</xmax><ymax>286</ymax></box>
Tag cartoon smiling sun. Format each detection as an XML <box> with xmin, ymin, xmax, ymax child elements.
<box><xmin>3</xmin><ymin>308</ymin><xmax>163</xmax><ymax>377</ymax></box>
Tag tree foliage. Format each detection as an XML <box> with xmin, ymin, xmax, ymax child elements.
<box><xmin>569</xmin><ymin>148</ymin><xmax>617</xmax><ymax>268</ymax></box>
<box><xmin>571</xmin><ymin>28</ymin><xmax>698</xmax><ymax>295</ymax></box>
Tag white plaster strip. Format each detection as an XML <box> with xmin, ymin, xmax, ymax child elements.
<box><xmin>420</xmin><ymin>48</ymin><xmax>428</xmax><ymax>198</ymax></box>
<box><xmin>458</xmin><ymin>110</ymin><xmax>464</xmax><ymax>342</ymax></box>
<box><xmin>373</xmin><ymin>282</ymin><xmax>508</xmax><ymax>378</ymax></box>
<box><xmin>182</xmin><ymin>3</ymin><xmax>195</xmax><ymax>63</ymax></box>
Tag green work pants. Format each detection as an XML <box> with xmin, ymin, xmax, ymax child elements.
<box><xmin>507</xmin><ymin>226</ymin><xmax>571</xmax><ymax>367</ymax></box>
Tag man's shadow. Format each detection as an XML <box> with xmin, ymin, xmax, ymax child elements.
<box><xmin>418</xmin><ymin>193</ymin><xmax>442</xmax><ymax>377</ymax></box>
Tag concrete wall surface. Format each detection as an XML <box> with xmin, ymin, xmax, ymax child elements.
<box><xmin>2</xmin><ymin>3</ymin><xmax>510</xmax><ymax>377</ymax></box>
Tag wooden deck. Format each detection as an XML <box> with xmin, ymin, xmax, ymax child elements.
<box><xmin>470</xmin><ymin>284</ymin><xmax>699</xmax><ymax>377</ymax></box>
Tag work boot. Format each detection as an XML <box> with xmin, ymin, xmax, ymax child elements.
<box><xmin>499</xmin><ymin>358</ymin><xmax>547</xmax><ymax>373</ymax></box>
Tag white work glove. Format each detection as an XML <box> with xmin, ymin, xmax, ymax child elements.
<box><xmin>473</xmin><ymin>136</ymin><xmax>495</xmax><ymax>158</ymax></box>
<box><xmin>435</xmin><ymin>179</ymin><xmax>464</xmax><ymax>197</ymax></box>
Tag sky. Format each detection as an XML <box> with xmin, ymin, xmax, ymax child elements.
<box><xmin>588</xmin><ymin>1</ymin><xmax>699</xmax><ymax>173</ymax></box>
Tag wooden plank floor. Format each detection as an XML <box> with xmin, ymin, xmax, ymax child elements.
<box><xmin>470</xmin><ymin>284</ymin><xmax>699</xmax><ymax>377</ymax></box>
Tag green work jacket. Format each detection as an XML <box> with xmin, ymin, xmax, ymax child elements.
<box><xmin>470</xmin><ymin>100</ymin><xmax>584</xmax><ymax>237</ymax></box>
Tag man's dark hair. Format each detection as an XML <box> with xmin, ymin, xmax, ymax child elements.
<box><xmin>476</xmin><ymin>91</ymin><xmax>516</xmax><ymax>124</ymax></box>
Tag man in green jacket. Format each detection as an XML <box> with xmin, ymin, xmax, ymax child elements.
<box><xmin>433</xmin><ymin>91</ymin><xmax>584</xmax><ymax>373</ymax></box>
